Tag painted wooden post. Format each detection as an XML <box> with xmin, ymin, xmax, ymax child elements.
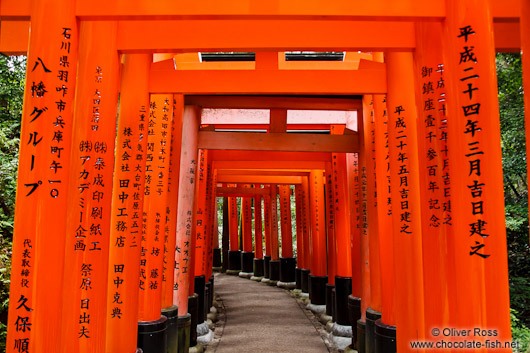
<box><xmin>443</xmin><ymin>0</ymin><xmax>512</xmax><ymax>348</ymax></box>
<box><xmin>269</xmin><ymin>185</ymin><xmax>281</xmax><ymax>281</ymax></box>
<box><xmin>386</xmin><ymin>51</ymin><xmax>426</xmax><ymax>352</ymax></box>
<box><xmin>174</xmin><ymin>106</ymin><xmax>200</xmax><ymax>351</ymax></box>
<box><xmin>308</xmin><ymin>170</ymin><xmax>327</xmax><ymax>306</ymax></box>
<box><xmin>253</xmin><ymin>191</ymin><xmax>265</xmax><ymax>278</ymax></box>
<box><xmin>300</xmin><ymin>176</ymin><xmax>312</xmax><ymax>293</ymax></box>
<box><xmin>104</xmin><ymin>54</ymin><xmax>150</xmax><ymax>353</ymax></box>
<box><xmin>6</xmin><ymin>1</ymin><xmax>78</xmax><ymax>351</ymax></box>
<box><xmin>414</xmin><ymin>23</ymin><xmax>454</xmax><ymax>351</ymax></box>
<box><xmin>294</xmin><ymin>185</ymin><xmax>304</xmax><ymax>288</ymax></box>
<box><xmin>324</xmin><ymin>162</ymin><xmax>337</xmax><ymax>290</ymax></box>
<box><xmin>240</xmin><ymin>185</ymin><xmax>254</xmax><ymax>275</ymax></box>
<box><xmin>227</xmin><ymin>192</ymin><xmax>241</xmax><ymax>273</ymax></box>
<box><xmin>263</xmin><ymin>191</ymin><xmax>272</xmax><ymax>279</ymax></box>
<box><xmin>279</xmin><ymin>184</ymin><xmax>296</xmax><ymax>285</ymax></box>
<box><xmin>59</xmin><ymin>21</ymin><xmax>120</xmax><ymax>353</ymax></box>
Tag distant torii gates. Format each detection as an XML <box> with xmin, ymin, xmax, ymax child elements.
<box><xmin>2</xmin><ymin>0</ymin><xmax>529</xmax><ymax>353</ymax></box>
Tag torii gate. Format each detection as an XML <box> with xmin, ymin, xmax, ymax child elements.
<box><xmin>1</xmin><ymin>1</ymin><xmax>529</xmax><ymax>353</ymax></box>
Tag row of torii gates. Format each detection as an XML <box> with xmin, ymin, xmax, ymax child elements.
<box><xmin>2</xmin><ymin>0</ymin><xmax>530</xmax><ymax>352</ymax></box>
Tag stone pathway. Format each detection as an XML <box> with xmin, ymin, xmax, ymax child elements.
<box><xmin>207</xmin><ymin>273</ymin><xmax>330</xmax><ymax>353</ymax></box>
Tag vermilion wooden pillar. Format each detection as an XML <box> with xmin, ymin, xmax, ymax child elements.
<box><xmin>278</xmin><ymin>184</ymin><xmax>296</xmax><ymax>286</ymax></box>
<box><xmin>104</xmin><ymin>54</ymin><xmax>150</xmax><ymax>353</ymax></box>
<box><xmin>263</xmin><ymin>193</ymin><xmax>272</xmax><ymax>279</ymax></box>
<box><xmin>386</xmin><ymin>51</ymin><xmax>426</xmax><ymax>353</ymax></box>
<box><xmin>372</xmin><ymin>85</ymin><xmax>397</xmax><ymax>352</ymax></box>
<box><xmin>308</xmin><ymin>170</ymin><xmax>327</xmax><ymax>306</ymax></box>
<box><xmin>522</xmin><ymin>0</ymin><xmax>530</xmax><ymax>245</ymax></box>
<box><xmin>268</xmin><ymin>185</ymin><xmax>281</xmax><ymax>282</ymax></box>
<box><xmin>59</xmin><ymin>22</ymin><xmax>120</xmax><ymax>353</ymax></box>
<box><xmin>174</xmin><ymin>106</ymin><xmax>200</xmax><ymax>351</ymax></box>
<box><xmin>161</xmin><ymin>94</ymin><xmax>184</xmax><ymax>353</ymax></box>
<box><xmin>415</xmin><ymin>23</ymin><xmax>453</xmax><ymax>351</ymax></box>
<box><xmin>444</xmin><ymin>0</ymin><xmax>511</xmax><ymax>348</ymax></box>
<box><xmin>324</xmin><ymin>162</ymin><xmax>337</xmax><ymax>289</ymax></box>
<box><xmin>6</xmin><ymin>1</ymin><xmax>78</xmax><ymax>351</ymax></box>
<box><xmin>300</xmin><ymin>176</ymin><xmax>312</xmax><ymax>293</ymax></box>
<box><xmin>240</xmin><ymin>185</ymin><xmax>254</xmax><ymax>275</ymax></box>
<box><xmin>294</xmin><ymin>185</ymin><xmax>304</xmax><ymax>289</ymax></box>
<box><xmin>227</xmin><ymin>193</ymin><xmax>241</xmax><ymax>273</ymax></box>
<box><xmin>252</xmin><ymin>191</ymin><xmax>265</xmax><ymax>279</ymax></box>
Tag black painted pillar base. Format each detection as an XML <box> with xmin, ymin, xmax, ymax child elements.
<box><xmin>269</xmin><ymin>260</ymin><xmax>280</xmax><ymax>281</ymax></box>
<box><xmin>348</xmin><ymin>295</ymin><xmax>362</xmax><ymax>350</ymax></box>
<box><xmin>334</xmin><ymin>276</ymin><xmax>352</xmax><ymax>326</ymax></box>
<box><xmin>207</xmin><ymin>275</ymin><xmax>214</xmax><ymax>310</ymax></box>
<box><xmin>176</xmin><ymin>314</ymin><xmax>191</xmax><ymax>353</ymax></box>
<box><xmin>375</xmin><ymin>319</ymin><xmax>396</xmax><ymax>353</ymax></box>
<box><xmin>357</xmin><ymin>320</ymin><xmax>366</xmax><ymax>353</ymax></box>
<box><xmin>366</xmin><ymin>308</ymin><xmax>382</xmax><ymax>353</ymax></box>
<box><xmin>137</xmin><ymin>315</ymin><xmax>168</xmax><ymax>353</ymax></box>
<box><xmin>325</xmin><ymin>284</ymin><xmax>335</xmax><ymax>316</ymax></box>
<box><xmin>162</xmin><ymin>305</ymin><xmax>178</xmax><ymax>353</ymax></box>
<box><xmin>331</xmin><ymin>288</ymin><xmax>337</xmax><ymax>321</ymax></box>
<box><xmin>309</xmin><ymin>275</ymin><xmax>327</xmax><ymax>305</ymax></box>
<box><xmin>227</xmin><ymin>250</ymin><xmax>241</xmax><ymax>273</ymax></box>
<box><xmin>295</xmin><ymin>268</ymin><xmax>302</xmax><ymax>289</ymax></box>
<box><xmin>279</xmin><ymin>257</ymin><xmax>296</xmax><ymax>283</ymax></box>
<box><xmin>213</xmin><ymin>248</ymin><xmax>222</xmax><ymax>268</ymax></box>
<box><xmin>253</xmin><ymin>258</ymin><xmax>264</xmax><ymax>277</ymax></box>
<box><xmin>301</xmin><ymin>269</ymin><xmax>310</xmax><ymax>293</ymax></box>
<box><xmin>188</xmin><ymin>294</ymin><xmax>199</xmax><ymax>347</ymax></box>
<box><xmin>240</xmin><ymin>251</ymin><xmax>254</xmax><ymax>273</ymax></box>
<box><xmin>194</xmin><ymin>276</ymin><xmax>206</xmax><ymax>323</ymax></box>
<box><xmin>263</xmin><ymin>255</ymin><xmax>271</xmax><ymax>278</ymax></box>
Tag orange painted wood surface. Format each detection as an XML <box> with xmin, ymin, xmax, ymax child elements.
<box><xmin>308</xmin><ymin>170</ymin><xmax>326</xmax><ymax>277</ymax></box>
<box><xmin>279</xmin><ymin>185</ymin><xmax>293</xmax><ymax>258</ymax></box>
<box><xmin>324</xmin><ymin>163</ymin><xmax>336</xmax><ymax>285</ymax></box>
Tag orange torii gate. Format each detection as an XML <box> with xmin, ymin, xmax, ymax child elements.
<box><xmin>1</xmin><ymin>0</ymin><xmax>526</xmax><ymax>352</ymax></box>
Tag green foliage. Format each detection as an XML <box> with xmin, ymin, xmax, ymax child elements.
<box><xmin>0</xmin><ymin>54</ymin><xmax>25</xmax><ymax>352</ymax></box>
<box><xmin>511</xmin><ymin>309</ymin><xmax>530</xmax><ymax>353</ymax></box>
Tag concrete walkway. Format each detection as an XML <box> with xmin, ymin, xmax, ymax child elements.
<box><xmin>208</xmin><ymin>273</ymin><xmax>330</xmax><ymax>353</ymax></box>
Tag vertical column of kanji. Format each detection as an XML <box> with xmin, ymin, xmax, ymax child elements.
<box><xmin>6</xmin><ymin>1</ymin><xmax>78</xmax><ymax>351</ymax></box>
<box><xmin>444</xmin><ymin>0</ymin><xmax>511</xmax><ymax>347</ymax></box>
<box><xmin>240</xmin><ymin>185</ymin><xmax>254</xmax><ymax>275</ymax></box>
<box><xmin>332</xmin><ymin>152</ymin><xmax>355</xmax><ymax>323</ymax></box>
<box><xmin>206</xmin><ymin>160</ymin><xmax>216</xmax><ymax>280</ymax></box>
<box><xmin>308</xmin><ymin>170</ymin><xmax>327</xmax><ymax>307</ymax></box>
<box><xmin>278</xmin><ymin>184</ymin><xmax>295</xmax><ymax>286</ymax></box>
<box><xmin>227</xmin><ymin>193</ymin><xmax>241</xmax><ymax>273</ymax></box>
<box><xmin>293</xmin><ymin>185</ymin><xmax>304</xmax><ymax>289</ymax></box>
<box><xmin>194</xmin><ymin>150</ymin><xmax>208</xmax><ymax>279</ymax></box>
<box><xmin>300</xmin><ymin>176</ymin><xmax>312</xmax><ymax>293</ymax></box>
<box><xmin>415</xmin><ymin>23</ymin><xmax>454</xmax><ymax>348</ymax></box>
<box><xmin>372</xmin><ymin>67</ymin><xmax>397</xmax><ymax>352</ymax></box>
<box><xmin>161</xmin><ymin>94</ymin><xmax>183</xmax><ymax>353</ymax></box>
<box><xmin>58</xmin><ymin>21</ymin><xmax>119</xmax><ymax>353</ymax></box>
<box><xmin>324</xmin><ymin>162</ymin><xmax>337</xmax><ymax>293</ymax></box>
<box><xmin>252</xmin><ymin>191</ymin><xmax>265</xmax><ymax>279</ymax></box>
<box><xmin>386</xmin><ymin>52</ymin><xmax>426</xmax><ymax>352</ymax></box>
<box><xmin>522</xmin><ymin>0</ymin><xmax>530</xmax><ymax>248</ymax></box>
<box><xmin>357</xmin><ymin>97</ymin><xmax>372</xmax><ymax>350</ymax></box>
<box><xmin>104</xmin><ymin>54</ymin><xmax>150</xmax><ymax>353</ymax></box>
<box><xmin>262</xmin><ymin>192</ymin><xmax>272</xmax><ymax>280</ymax></box>
<box><xmin>174</xmin><ymin>106</ymin><xmax>200</xmax><ymax>323</ymax></box>
<box><xmin>268</xmin><ymin>185</ymin><xmax>281</xmax><ymax>282</ymax></box>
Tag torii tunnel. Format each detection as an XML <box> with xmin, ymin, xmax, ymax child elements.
<box><xmin>1</xmin><ymin>0</ymin><xmax>530</xmax><ymax>352</ymax></box>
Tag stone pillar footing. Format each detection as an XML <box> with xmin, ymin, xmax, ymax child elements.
<box><xmin>348</xmin><ymin>295</ymin><xmax>362</xmax><ymax>350</ymax></box>
<box><xmin>374</xmin><ymin>319</ymin><xmax>396</xmax><ymax>353</ymax></box>
<box><xmin>177</xmin><ymin>314</ymin><xmax>191</xmax><ymax>353</ymax></box>
<box><xmin>301</xmin><ymin>268</ymin><xmax>310</xmax><ymax>293</ymax></box>
<box><xmin>228</xmin><ymin>250</ymin><xmax>241</xmax><ymax>272</ymax></box>
<box><xmin>269</xmin><ymin>260</ymin><xmax>281</xmax><ymax>281</ymax></box>
<box><xmin>309</xmin><ymin>274</ymin><xmax>327</xmax><ymax>305</ymax></box>
<box><xmin>137</xmin><ymin>315</ymin><xmax>168</xmax><ymax>353</ymax></box>
<box><xmin>241</xmin><ymin>251</ymin><xmax>254</xmax><ymax>273</ymax></box>
<box><xmin>335</xmin><ymin>276</ymin><xmax>353</xmax><ymax>326</ymax></box>
<box><xmin>162</xmin><ymin>305</ymin><xmax>179</xmax><ymax>353</ymax></box>
<box><xmin>279</xmin><ymin>257</ymin><xmax>296</xmax><ymax>283</ymax></box>
<box><xmin>325</xmin><ymin>284</ymin><xmax>335</xmax><ymax>317</ymax></box>
<box><xmin>188</xmin><ymin>294</ymin><xmax>199</xmax><ymax>347</ymax></box>
<box><xmin>253</xmin><ymin>258</ymin><xmax>264</xmax><ymax>277</ymax></box>
<box><xmin>366</xmin><ymin>308</ymin><xmax>382</xmax><ymax>353</ymax></box>
<box><xmin>357</xmin><ymin>320</ymin><xmax>366</xmax><ymax>353</ymax></box>
<box><xmin>295</xmin><ymin>268</ymin><xmax>302</xmax><ymax>289</ymax></box>
<box><xmin>263</xmin><ymin>255</ymin><xmax>271</xmax><ymax>279</ymax></box>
